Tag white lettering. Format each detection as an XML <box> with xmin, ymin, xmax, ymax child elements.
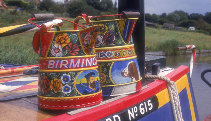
<box><xmin>60</xmin><ymin>60</ymin><xmax>68</xmax><ymax>68</ymax></box>
<box><xmin>128</xmin><ymin>108</ymin><xmax>135</xmax><ymax>120</ymax></box>
<box><xmin>106</xmin><ymin>118</ymin><xmax>112</xmax><ymax>121</ymax></box>
<box><xmin>69</xmin><ymin>59</ymin><xmax>80</xmax><ymax>68</ymax></box>
<box><xmin>48</xmin><ymin>60</ymin><xmax>55</xmax><ymax>69</ymax></box>
<box><xmin>93</xmin><ymin>57</ymin><xmax>97</xmax><ymax>66</ymax></box>
<box><xmin>148</xmin><ymin>100</ymin><xmax>153</xmax><ymax>111</ymax></box>
<box><xmin>144</xmin><ymin>102</ymin><xmax>148</xmax><ymax>112</ymax></box>
<box><xmin>139</xmin><ymin>103</ymin><xmax>145</xmax><ymax>115</ymax></box>
<box><xmin>86</xmin><ymin>58</ymin><xmax>92</xmax><ymax>67</ymax></box>
<box><xmin>113</xmin><ymin>115</ymin><xmax>121</xmax><ymax>121</ymax></box>
<box><xmin>81</xmin><ymin>59</ymin><xmax>85</xmax><ymax>67</ymax></box>
<box><xmin>55</xmin><ymin>60</ymin><xmax>59</xmax><ymax>68</ymax></box>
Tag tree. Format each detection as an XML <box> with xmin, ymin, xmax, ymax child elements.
<box><xmin>39</xmin><ymin>0</ymin><xmax>64</xmax><ymax>13</ymax></box>
<box><xmin>189</xmin><ymin>13</ymin><xmax>203</xmax><ymax>20</ymax></box>
<box><xmin>67</xmin><ymin>0</ymin><xmax>99</xmax><ymax>17</ymax></box>
<box><xmin>160</xmin><ymin>13</ymin><xmax>167</xmax><ymax>18</ymax></box>
<box><xmin>167</xmin><ymin>10</ymin><xmax>188</xmax><ymax>24</ymax></box>
<box><xmin>99</xmin><ymin>0</ymin><xmax>113</xmax><ymax>11</ymax></box>
<box><xmin>179</xmin><ymin>20</ymin><xmax>196</xmax><ymax>28</ymax></box>
<box><xmin>39</xmin><ymin>0</ymin><xmax>54</xmax><ymax>11</ymax></box>
<box><xmin>151</xmin><ymin>14</ymin><xmax>159</xmax><ymax>23</ymax></box>
<box><xmin>86</xmin><ymin>0</ymin><xmax>100</xmax><ymax>10</ymax></box>
<box><xmin>195</xmin><ymin>18</ymin><xmax>211</xmax><ymax>34</ymax></box>
<box><xmin>145</xmin><ymin>13</ymin><xmax>152</xmax><ymax>22</ymax></box>
<box><xmin>204</xmin><ymin>12</ymin><xmax>211</xmax><ymax>24</ymax></box>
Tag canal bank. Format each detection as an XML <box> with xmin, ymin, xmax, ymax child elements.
<box><xmin>146</xmin><ymin>50</ymin><xmax>211</xmax><ymax>56</ymax></box>
<box><xmin>145</xmin><ymin>52</ymin><xmax>211</xmax><ymax>121</ymax></box>
<box><xmin>166</xmin><ymin>53</ymin><xmax>211</xmax><ymax>121</ymax></box>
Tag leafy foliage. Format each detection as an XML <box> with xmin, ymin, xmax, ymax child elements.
<box><xmin>4</xmin><ymin>0</ymin><xmax>28</xmax><ymax>8</ymax></box>
<box><xmin>67</xmin><ymin>0</ymin><xmax>100</xmax><ymax>17</ymax></box>
<box><xmin>39</xmin><ymin>0</ymin><xmax>65</xmax><ymax>13</ymax></box>
<box><xmin>158</xmin><ymin>39</ymin><xmax>181</xmax><ymax>55</ymax></box>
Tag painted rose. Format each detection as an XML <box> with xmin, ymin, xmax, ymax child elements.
<box><xmin>103</xmin><ymin>31</ymin><xmax>115</xmax><ymax>45</ymax></box>
<box><xmin>95</xmin><ymin>35</ymin><xmax>103</xmax><ymax>47</ymax></box>
<box><xmin>83</xmin><ymin>34</ymin><xmax>93</xmax><ymax>46</ymax></box>
<box><xmin>51</xmin><ymin>44</ymin><xmax>62</xmax><ymax>57</ymax></box>
<box><xmin>55</xmin><ymin>33</ymin><xmax>70</xmax><ymax>47</ymax></box>
<box><xmin>66</xmin><ymin>43</ymin><xmax>79</xmax><ymax>56</ymax></box>
<box><xmin>51</xmin><ymin>78</ymin><xmax>63</xmax><ymax>93</ymax></box>
<box><xmin>40</xmin><ymin>76</ymin><xmax>51</xmax><ymax>93</ymax></box>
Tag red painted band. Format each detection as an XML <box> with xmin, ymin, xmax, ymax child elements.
<box><xmin>44</xmin><ymin>65</ymin><xmax>189</xmax><ymax>121</ymax></box>
<box><xmin>39</xmin><ymin>57</ymin><xmax>97</xmax><ymax>70</ymax></box>
<box><xmin>38</xmin><ymin>93</ymin><xmax>102</xmax><ymax>110</ymax></box>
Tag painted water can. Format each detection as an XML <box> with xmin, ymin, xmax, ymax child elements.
<box><xmin>79</xmin><ymin>12</ymin><xmax>142</xmax><ymax>96</ymax></box>
<box><xmin>32</xmin><ymin>20</ymin><xmax>103</xmax><ymax>109</ymax></box>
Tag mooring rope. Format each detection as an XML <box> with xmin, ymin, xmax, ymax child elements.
<box><xmin>145</xmin><ymin>75</ymin><xmax>183</xmax><ymax>121</ymax></box>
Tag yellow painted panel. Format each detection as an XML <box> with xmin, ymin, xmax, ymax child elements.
<box><xmin>0</xmin><ymin>24</ymin><xmax>26</xmax><ymax>33</ymax></box>
<box><xmin>156</xmin><ymin>75</ymin><xmax>196</xmax><ymax>121</ymax></box>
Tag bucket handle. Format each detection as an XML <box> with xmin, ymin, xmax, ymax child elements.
<box><xmin>73</xmin><ymin>11</ymin><xmax>140</xmax><ymax>30</ymax></box>
<box><xmin>28</xmin><ymin>13</ymin><xmax>86</xmax><ymax>30</ymax></box>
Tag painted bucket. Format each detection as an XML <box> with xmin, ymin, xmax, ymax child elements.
<box><xmin>32</xmin><ymin>19</ymin><xmax>103</xmax><ymax>109</ymax></box>
<box><xmin>76</xmin><ymin>12</ymin><xmax>142</xmax><ymax>96</ymax></box>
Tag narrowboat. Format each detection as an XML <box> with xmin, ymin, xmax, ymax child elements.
<box><xmin>0</xmin><ymin>0</ymin><xmax>199</xmax><ymax>120</ymax></box>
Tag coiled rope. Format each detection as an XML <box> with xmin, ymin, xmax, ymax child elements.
<box><xmin>145</xmin><ymin>75</ymin><xmax>183</xmax><ymax>121</ymax></box>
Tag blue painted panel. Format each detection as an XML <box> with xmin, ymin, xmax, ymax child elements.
<box><xmin>139</xmin><ymin>101</ymin><xmax>174</xmax><ymax>121</ymax></box>
<box><xmin>187</xmin><ymin>73</ymin><xmax>200</xmax><ymax>121</ymax></box>
<box><xmin>139</xmin><ymin>88</ymin><xmax>192</xmax><ymax>121</ymax></box>
<box><xmin>123</xmin><ymin>20</ymin><xmax>132</xmax><ymax>40</ymax></box>
<box><xmin>180</xmin><ymin>88</ymin><xmax>192</xmax><ymax>121</ymax></box>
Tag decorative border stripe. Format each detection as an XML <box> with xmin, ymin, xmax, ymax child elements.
<box><xmin>96</xmin><ymin>45</ymin><xmax>136</xmax><ymax>60</ymax></box>
<box><xmin>39</xmin><ymin>55</ymin><xmax>96</xmax><ymax>59</ymax></box>
<box><xmin>38</xmin><ymin>92</ymin><xmax>102</xmax><ymax>110</ymax></box>
<box><xmin>38</xmin><ymin>90</ymin><xmax>102</xmax><ymax>99</ymax></box>
<box><xmin>39</xmin><ymin>66</ymin><xmax>98</xmax><ymax>72</ymax></box>
<box><xmin>89</xmin><ymin>18</ymin><xmax>139</xmax><ymax>23</ymax></box>
<box><xmin>97</xmin><ymin>56</ymin><xmax>137</xmax><ymax>62</ymax></box>
<box><xmin>101</xmin><ymin>79</ymin><xmax>141</xmax><ymax>87</ymax></box>
<box><xmin>39</xmin><ymin>56</ymin><xmax>97</xmax><ymax>70</ymax></box>
<box><xmin>95</xmin><ymin>44</ymin><xmax>134</xmax><ymax>50</ymax></box>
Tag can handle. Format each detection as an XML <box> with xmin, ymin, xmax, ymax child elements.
<box><xmin>73</xmin><ymin>11</ymin><xmax>140</xmax><ymax>30</ymax></box>
<box><xmin>28</xmin><ymin>13</ymin><xmax>86</xmax><ymax>29</ymax></box>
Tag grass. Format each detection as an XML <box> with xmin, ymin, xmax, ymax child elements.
<box><xmin>0</xmin><ymin>32</ymin><xmax>39</xmax><ymax>65</ymax></box>
<box><xmin>1</xmin><ymin>16</ymin><xmax>211</xmax><ymax>64</ymax></box>
<box><xmin>0</xmin><ymin>16</ymin><xmax>82</xmax><ymax>65</ymax></box>
<box><xmin>146</xmin><ymin>27</ymin><xmax>211</xmax><ymax>52</ymax></box>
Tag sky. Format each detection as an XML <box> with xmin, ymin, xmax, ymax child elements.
<box><xmin>145</xmin><ymin>0</ymin><xmax>211</xmax><ymax>15</ymax></box>
<box><xmin>53</xmin><ymin>0</ymin><xmax>211</xmax><ymax>15</ymax></box>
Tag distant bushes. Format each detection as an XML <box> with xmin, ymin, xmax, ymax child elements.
<box><xmin>4</xmin><ymin>0</ymin><xmax>28</xmax><ymax>8</ymax></box>
<box><xmin>0</xmin><ymin>12</ymin><xmax>31</xmax><ymax>27</ymax></box>
<box><xmin>158</xmin><ymin>39</ymin><xmax>182</xmax><ymax>55</ymax></box>
<box><xmin>66</xmin><ymin>0</ymin><xmax>116</xmax><ymax>17</ymax></box>
<box><xmin>146</xmin><ymin>10</ymin><xmax>211</xmax><ymax>35</ymax></box>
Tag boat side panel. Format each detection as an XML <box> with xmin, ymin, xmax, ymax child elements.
<box><xmin>177</xmin><ymin>74</ymin><xmax>197</xmax><ymax>121</ymax></box>
<box><xmin>44</xmin><ymin>66</ymin><xmax>193</xmax><ymax>121</ymax></box>
<box><xmin>187</xmin><ymin>73</ymin><xmax>200</xmax><ymax>121</ymax></box>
